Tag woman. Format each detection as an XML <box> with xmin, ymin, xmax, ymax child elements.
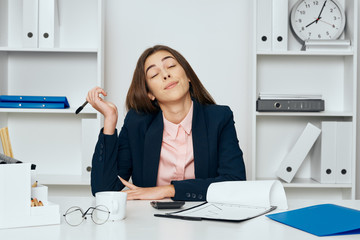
<box><xmin>89</xmin><ymin>45</ymin><xmax>246</xmax><ymax>201</ymax></box>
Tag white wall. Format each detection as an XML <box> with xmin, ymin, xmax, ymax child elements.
<box><xmin>104</xmin><ymin>0</ymin><xmax>253</xmax><ymax>176</ymax></box>
<box><xmin>50</xmin><ymin>0</ymin><xmax>253</xmax><ymax>197</ymax></box>
<box><xmin>51</xmin><ymin>0</ymin><xmax>360</xmax><ymax>198</ymax></box>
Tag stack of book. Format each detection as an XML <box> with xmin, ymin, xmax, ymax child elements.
<box><xmin>256</xmin><ymin>93</ymin><xmax>324</xmax><ymax>112</ymax></box>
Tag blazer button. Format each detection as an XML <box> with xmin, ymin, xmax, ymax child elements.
<box><xmin>186</xmin><ymin>193</ymin><xmax>191</xmax><ymax>198</ymax></box>
<box><xmin>192</xmin><ymin>193</ymin><xmax>196</xmax><ymax>199</ymax></box>
<box><xmin>100</xmin><ymin>144</ymin><xmax>104</xmax><ymax>148</ymax></box>
<box><xmin>99</xmin><ymin>156</ymin><xmax>103</xmax><ymax>161</ymax></box>
<box><xmin>198</xmin><ymin>194</ymin><xmax>203</xmax><ymax>200</ymax></box>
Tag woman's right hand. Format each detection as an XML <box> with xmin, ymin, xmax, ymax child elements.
<box><xmin>86</xmin><ymin>86</ymin><xmax>118</xmax><ymax>135</ymax></box>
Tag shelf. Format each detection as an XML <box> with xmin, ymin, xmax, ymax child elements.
<box><xmin>0</xmin><ymin>0</ymin><xmax>104</xmax><ymax>187</ymax></box>
<box><xmin>253</xmin><ymin>0</ymin><xmax>357</xmax><ymax>200</ymax></box>
<box><xmin>256</xmin><ymin>111</ymin><xmax>353</xmax><ymax>117</ymax></box>
<box><xmin>257</xmin><ymin>178</ymin><xmax>352</xmax><ymax>189</ymax></box>
<box><xmin>0</xmin><ymin>47</ymin><xmax>98</xmax><ymax>53</ymax></box>
<box><xmin>37</xmin><ymin>174</ymin><xmax>90</xmax><ymax>186</ymax></box>
<box><xmin>257</xmin><ymin>50</ymin><xmax>354</xmax><ymax>56</ymax></box>
<box><xmin>281</xmin><ymin>178</ymin><xmax>352</xmax><ymax>189</ymax></box>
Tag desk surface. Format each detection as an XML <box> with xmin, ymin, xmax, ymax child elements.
<box><xmin>1</xmin><ymin>197</ymin><xmax>360</xmax><ymax>240</ymax></box>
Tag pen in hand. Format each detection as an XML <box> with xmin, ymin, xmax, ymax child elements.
<box><xmin>75</xmin><ymin>101</ymin><xmax>88</xmax><ymax>114</ymax></box>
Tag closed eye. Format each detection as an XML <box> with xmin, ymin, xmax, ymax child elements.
<box><xmin>168</xmin><ymin>65</ymin><xmax>176</xmax><ymax>68</ymax></box>
<box><xmin>151</xmin><ymin>73</ymin><xmax>159</xmax><ymax>79</ymax></box>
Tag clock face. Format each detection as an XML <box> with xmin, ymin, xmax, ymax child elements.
<box><xmin>290</xmin><ymin>0</ymin><xmax>346</xmax><ymax>42</ymax></box>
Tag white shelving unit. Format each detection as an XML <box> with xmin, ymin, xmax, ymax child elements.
<box><xmin>252</xmin><ymin>0</ymin><xmax>358</xmax><ymax>199</ymax></box>
<box><xmin>0</xmin><ymin>0</ymin><xmax>104</xmax><ymax>185</ymax></box>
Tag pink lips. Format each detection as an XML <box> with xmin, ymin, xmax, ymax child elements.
<box><xmin>164</xmin><ymin>82</ymin><xmax>178</xmax><ymax>90</ymax></box>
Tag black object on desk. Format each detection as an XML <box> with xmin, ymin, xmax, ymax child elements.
<box><xmin>151</xmin><ymin>201</ymin><xmax>185</xmax><ymax>209</ymax></box>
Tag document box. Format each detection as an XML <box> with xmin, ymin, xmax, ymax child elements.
<box><xmin>0</xmin><ymin>162</ymin><xmax>60</xmax><ymax>229</ymax></box>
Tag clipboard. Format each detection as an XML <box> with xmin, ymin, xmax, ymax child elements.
<box><xmin>155</xmin><ymin>202</ymin><xmax>276</xmax><ymax>222</ymax></box>
<box><xmin>154</xmin><ymin>180</ymin><xmax>287</xmax><ymax>222</ymax></box>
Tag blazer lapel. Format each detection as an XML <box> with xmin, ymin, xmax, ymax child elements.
<box><xmin>192</xmin><ymin>100</ymin><xmax>209</xmax><ymax>178</ymax></box>
<box><xmin>143</xmin><ymin>111</ymin><xmax>163</xmax><ymax>187</ymax></box>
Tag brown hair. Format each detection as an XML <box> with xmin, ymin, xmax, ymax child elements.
<box><xmin>126</xmin><ymin>45</ymin><xmax>215</xmax><ymax>113</ymax></box>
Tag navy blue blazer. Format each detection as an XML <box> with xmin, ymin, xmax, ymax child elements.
<box><xmin>91</xmin><ymin>100</ymin><xmax>246</xmax><ymax>201</ymax></box>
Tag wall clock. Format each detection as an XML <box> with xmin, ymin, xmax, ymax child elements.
<box><xmin>290</xmin><ymin>0</ymin><xmax>346</xmax><ymax>44</ymax></box>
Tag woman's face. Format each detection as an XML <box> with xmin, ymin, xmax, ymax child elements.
<box><xmin>144</xmin><ymin>50</ymin><xmax>190</xmax><ymax>104</ymax></box>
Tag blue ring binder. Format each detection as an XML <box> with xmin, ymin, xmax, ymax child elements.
<box><xmin>0</xmin><ymin>95</ymin><xmax>70</xmax><ymax>109</ymax></box>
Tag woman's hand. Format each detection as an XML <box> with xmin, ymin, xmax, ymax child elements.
<box><xmin>119</xmin><ymin>177</ymin><xmax>175</xmax><ymax>200</ymax></box>
<box><xmin>86</xmin><ymin>86</ymin><xmax>118</xmax><ymax>134</ymax></box>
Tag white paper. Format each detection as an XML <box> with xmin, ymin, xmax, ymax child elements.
<box><xmin>258</xmin><ymin>93</ymin><xmax>323</xmax><ymax>100</ymax></box>
<box><xmin>172</xmin><ymin>202</ymin><xmax>271</xmax><ymax>221</ymax></box>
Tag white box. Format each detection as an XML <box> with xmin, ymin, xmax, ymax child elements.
<box><xmin>38</xmin><ymin>0</ymin><xmax>59</xmax><ymax>48</ymax></box>
<box><xmin>22</xmin><ymin>0</ymin><xmax>39</xmax><ymax>48</ymax></box>
<box><xmin>311</xmin><ymin>121</ymin><xmax>352</xmax><ymax>184</ymax></box>
<box><xmin>276</xmin><ymin>123</ymin><xmax>321</xmax><ymax>183</ymax></box>
<box><xmin>0</xmin><ymin>163</ymin><xmax>60</xmax><ymax>229</ymax></box>
<box><xmin>0</xmin><ymin>163</ymin><xmax>30</xmax><ymax>227</ymax></box>
<box><xmin>31</xmin><ymin>184</ymin><xmax>48</xmax><ymax>205</ymax></box>
<box><xmin>311</xmin><ymin>122</ymin><xmax>337</xmax><ymax>183</ymax></box>
<box><xmin>335</xmin><ymin>122</ymin><xmax>352</xmax><ymax>183</ymax></box>
<box><xmin>256</xmin><ymin>0</ymin><xmax>272</xmax><ymax>51</ymax></box>
<box><xmin>272</xmin><ymin>0</ymin><xmax>288</xmax><ymax>51</ymax></box>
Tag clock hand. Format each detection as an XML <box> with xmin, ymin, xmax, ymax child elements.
<box><xmin>317</xmin><ymin>18</ymin><xmax>335</xmax><ymax>27</ymax></box>
<box><xmin>306</xmin><ymin>19</ymin><xmax>319</xmax><ymax>28</ymax></box>
<box><xmin>316</xmin><ymin>0</ymin><xmax>327</xmax><ymax>22</ymax></box>
<box><xmin>306</xmin><ymin>0</ymin><xmax>328</xmax><ymax>29</ymax></box>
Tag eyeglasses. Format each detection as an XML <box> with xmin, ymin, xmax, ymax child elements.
<box><xmin>63</xmin><ymin>205</ymin><xmax>110</xmax><ymax>226</ymax></box>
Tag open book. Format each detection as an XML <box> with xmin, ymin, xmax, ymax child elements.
<box><xmin>154</xmin><ymin>180</ymin><xmax>288</xmax><ymax>222</ymax></box>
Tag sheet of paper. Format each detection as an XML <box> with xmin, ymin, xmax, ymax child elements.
<box><xmin>171</xmin><ymin>202</ymin><xmax>272</xmax><ymax>221</ymax></box>
<box><xmin>207</xmin><ymin>180</ymin><xmax>287</xmax><ymax>209</ymax></box>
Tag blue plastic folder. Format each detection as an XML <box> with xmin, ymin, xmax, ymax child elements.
<box><xmin>266</xmin><ymin>204</ymin><xmax>360</xmax><ymax>236</ymax></box>
<box><xmin>0</xmin><ymin>95</ymin><xmax>69</xmax><ymax>109</ymax></box>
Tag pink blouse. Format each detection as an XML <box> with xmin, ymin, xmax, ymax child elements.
<box><xmin>156</xmin><ymin>102</ymin><xmax>195</xmax><ymax>186</ymax></box>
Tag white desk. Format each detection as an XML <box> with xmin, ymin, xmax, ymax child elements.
<box><xmin>1</xmin><ymin>197</ymin><xmax>360</xmax><ymax>240</ymax></box>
